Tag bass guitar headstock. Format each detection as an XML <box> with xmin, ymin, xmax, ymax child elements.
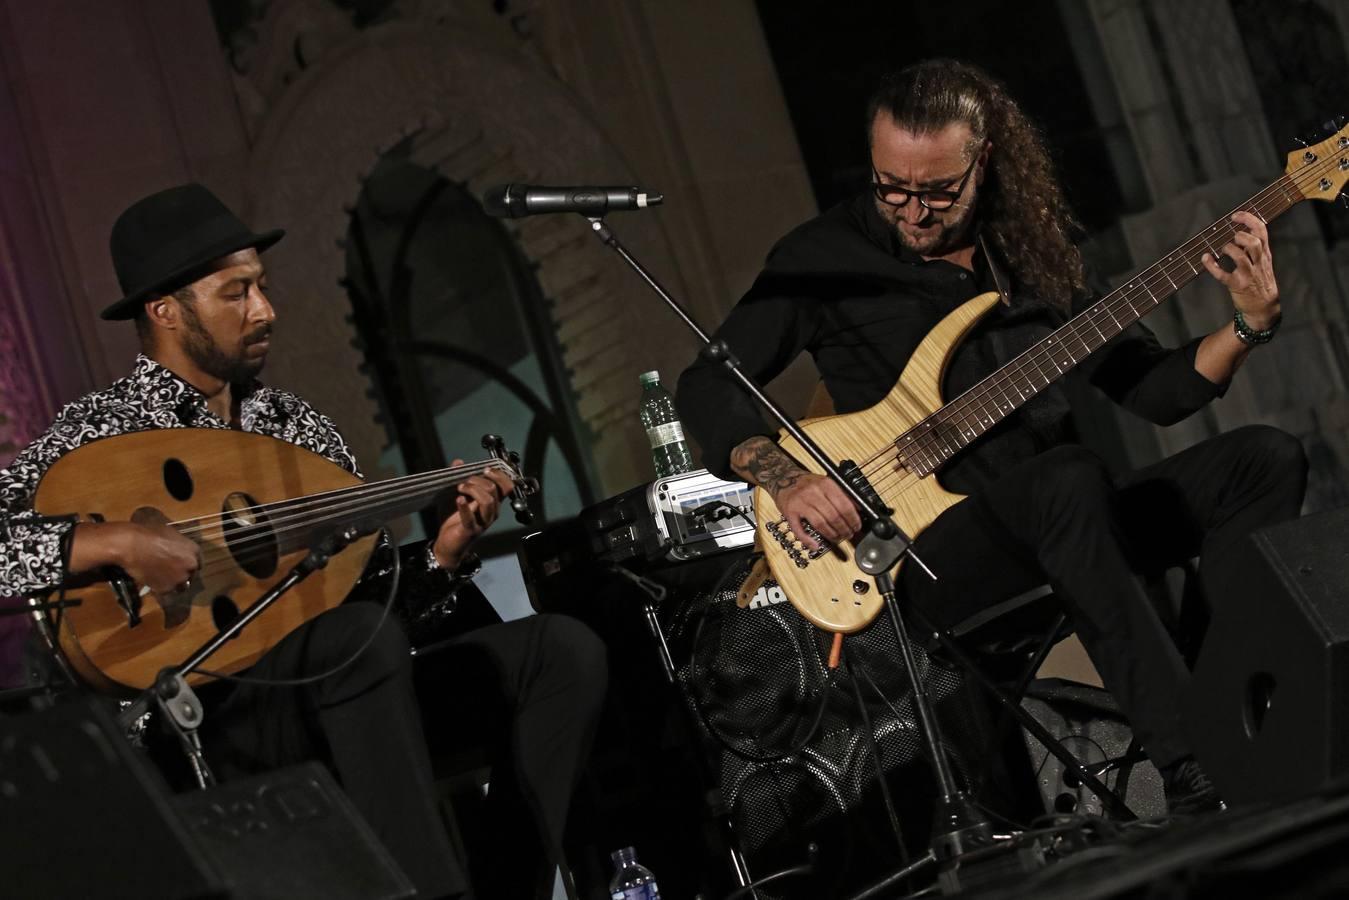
<box><xmin>481</xmin><ymin>433</ymin><xmax>539</xmax><ymax>523</ymax></box>
<box><xmin>1287</xmin><ymin>115</ymin><xmax>1349</xmax><ymax>206</ymax></box>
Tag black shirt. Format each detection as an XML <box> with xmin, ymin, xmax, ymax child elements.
<box><xmin>676</xmin><ymin>192</ymin><xmax>1225</xmax><ymax>494</ymax></box>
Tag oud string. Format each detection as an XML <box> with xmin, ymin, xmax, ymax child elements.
<box><xmin>131</xmin><ymin>459</ymin><xmax>515</xmax><ymax>585</ymax></box>
<box><xmin>170</xmin><ymin>458</ymin><xmax>502</xmax><ymax>533</ymax></box>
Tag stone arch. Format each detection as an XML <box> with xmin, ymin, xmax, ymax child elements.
<box><xmin>244</xmin><ymin>20</ymin><xmax>686</xmax><ymax>491</ymax></box>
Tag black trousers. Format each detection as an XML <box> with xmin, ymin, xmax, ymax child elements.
<box><xmin>199</xmin><ymin>607</ymin><xmax>607</xmax><ymax>900</ymax></box>
<box><xmin>899</xmin><ymin>424</ymin><xmax>1308</xmax><ymax>768</ymax></box>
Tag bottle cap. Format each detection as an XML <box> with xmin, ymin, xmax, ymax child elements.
<box><xmin>610</xmin><ymin>846</ymin><xmax>637</xmax><ymax>864</ymax></box>
<box><xmin>638</xmin><ymin>370</ymin><xmax>660</xmax><ymax>386</ymax></box>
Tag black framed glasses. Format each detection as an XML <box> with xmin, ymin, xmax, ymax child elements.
<box><xmin>871</xmin><ymin>153</ymin><xmax>980</xmax><ymax>211</ymax></box>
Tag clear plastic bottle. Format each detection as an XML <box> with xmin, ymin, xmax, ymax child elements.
<box><xmin>609</xmin><ymin>846</ymin><xmax>661</xmax><ymax>899</ymax></box>
<box><xmin>638</xmin><ymin>370</ymin><xmax>694</xmax><ymax>477</ymax></box>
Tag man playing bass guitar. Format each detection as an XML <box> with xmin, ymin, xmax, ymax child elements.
<box><xmin>677</xmin><ymin>58</ymin><xmax>1306</xmax><ymax>815</ymax></box>
<box><xmin>0</xmin><ymin>184</ymin><xmax>605</xmax><ymax>899</ymax></box>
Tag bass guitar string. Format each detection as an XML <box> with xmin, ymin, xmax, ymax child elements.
<box><xmin>850</xmin><ymin>156</ymin><xmax>1334</xmax><ymax>491</ymax></box>
<box><xmin>760</xmin><ymin>152</ymin><xmax>1337</xmax><ymax>549</ymax></box>
<box><xmin>860</xmin><ymin>154</ymin><xmax>1335</xmax><ymax>478</ymax></box>
<box><xmin>858</xmin><ymin>185</ymin><xmax>1288</xmax><ymax>499</ymax></box>
<box><xmin>856</xmin><ymin>169</ymin><xmax>1308</xmax><ymax>480</ymax></box>
<box><xmin>856</xmin><ymin>205</ymin><xmax>1264</xmax><ymax>499</ymax></box>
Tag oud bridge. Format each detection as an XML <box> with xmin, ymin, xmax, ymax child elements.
<box><xmin>765</xmin><ymin>517</ymin><xmax>834</xmax><ymax>568</ymax></box>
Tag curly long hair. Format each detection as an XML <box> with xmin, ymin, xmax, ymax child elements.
<box><xmin>866</xmin><ymin>59</ymin><xmax>1085</xmax><ymax>311</ymax></box>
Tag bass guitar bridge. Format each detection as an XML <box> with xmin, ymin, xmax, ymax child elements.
<box><xmin>764</xmin><ymin>517</ymin><xmax>833</xmax><ymax>568</ymax></box>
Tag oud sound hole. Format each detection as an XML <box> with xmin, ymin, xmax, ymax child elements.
<box><xmin>212</xmin><ymin>595</ymin><xmax>240</xmax><ymax>633</ymax></box>
<box><xmin>162</xmin><ymin>458</ymin><xmax>193</xmax><ymax>501</ymax></box>
<box><xmin>221</xmin><ymin>491</ymin><xmax>279</xmax><ymax>578</ymax></box>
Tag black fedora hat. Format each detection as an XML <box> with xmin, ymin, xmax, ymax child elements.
<box><xmin>101</xmin><ymin>183</ymin><xmax>284</xmax><ymax>321</ymax></box>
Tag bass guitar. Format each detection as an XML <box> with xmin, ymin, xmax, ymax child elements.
<box><xmin>29</xmin><ymin>428</ymin><xmax>534</xmax><ymax>694</ymax></box>
<box><xmin>757</xmin><ymin>122</ymin><xmax>1349</xmax><ymax>633</ymax></box>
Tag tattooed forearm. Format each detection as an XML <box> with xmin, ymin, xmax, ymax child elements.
<box><xmin>730</xmin><ymin>436</ymin><xmax>807</xmax><ymax>494</ymax></box>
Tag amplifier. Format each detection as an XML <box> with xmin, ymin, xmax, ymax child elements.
<box><xmin>518</xmin><ymin>469</ymin><xmax>754</xmax><ymax>611</ymax></box>
<box><xmin>649</xmin><ymin>469</ymin><xmax>756</xmax><ymax>561</ymax></box>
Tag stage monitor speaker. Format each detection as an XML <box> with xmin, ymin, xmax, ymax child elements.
<box><xmin>1020</xmin><ymin>679</ymin><xmax>1165</xmax><ymax>819</ymax></box>
<box><xmin>1186</xmin><ymin>507</ymin><xmax>1349</xmax><ymax>806</ymax></box>
<box><xmin>174</xmin><ymin>762</ymin><xmax>415</xmax><ymax>900</ymax></box>
<box><xmin>0</xmin><ymin>698</ymin><xmax>227</xmax><ymax>899</ymax></box>
<box><xmin>0</xmin><ymin>698</ymin><xmax>413</xmax><ymax>899</ymax></box>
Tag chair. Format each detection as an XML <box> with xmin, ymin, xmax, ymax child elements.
<box><xmin>931</xmin><ymin>585</ymin><xmax>1142</xmax><ymax>819</ymax></box>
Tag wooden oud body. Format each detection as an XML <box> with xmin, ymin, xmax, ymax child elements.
<box><xmin>755</xmin><ymin>291</ymin><xmax>1002</xmax><ymax>632</ymax></box>
<box><xmin>31</xmin><ymin>428</ymin><xmax>380</xmax><ymax>695</ymax></box>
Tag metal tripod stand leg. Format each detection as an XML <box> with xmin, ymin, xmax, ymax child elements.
<box><xmin>874</xmin><ymin>571</ymin><xmax>993</xmax><ymax>861</ymax></box>
<box><xmin>908</xmin><ymin>606</ymin><xmax>1137</xmax><ymax>821</ymax></box>
<box><xmin>153</xmin><ymin>669</ymin><xmax>216</xmax><ymax>789</ymax></box>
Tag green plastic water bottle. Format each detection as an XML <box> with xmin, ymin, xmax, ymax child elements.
<box><xmin>638</xmin><ymin>370</ymin><xmax>693</xmax><ymax>477</ymax></box>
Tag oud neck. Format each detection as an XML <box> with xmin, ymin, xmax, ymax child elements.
<box><xmin>900</xmin><ymin>173</ymin><xmax>1306</xmax><ymax>476</ymax></box>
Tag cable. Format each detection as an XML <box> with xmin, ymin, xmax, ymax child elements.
<box><xmin>691</xmin><ymin>499</ymin><xmax>757</xmax><ymax>532</ymax></box>
<box><xmin>722</xmin><ymin>863</ymin><xmax>815</xmax><ymax>900</ymax></box>
<box><xmin>844</xmin><ymin>653</ymin><xmax>911</xmax><ymax>867</ymax></box>
<box><xmin>686</xmin><ymin>552</ymin><xmax>836</xmax><ymax>762</ymax></box>
<box><xmin>847</xmin><ymin>655</ymin><xmax>955</xmax><ymax>782</ymax></box>
<box><xmin>608</xmin><ymin>557</ymin><xmax>828</xmax><ymax>900</ymax></box>
<box><xmin>1020</xmin><ymin>843</ymin><xmax>1135</xmax><ymax>888</ymax></box>
<box><xmin>193</xmin><ymin>529</ymin><xmax>401</xmax><ymax>687</ymax></box>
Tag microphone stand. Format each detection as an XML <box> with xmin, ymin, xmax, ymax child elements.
<box><xmin>582</xmin><ymin>215</ymin><xmax>993</xmax><ymax>880</ymax></box>
<box><xmin>116</xmin><ymin>525</ymin><xmax>373</xmax><ymax>788</ymax></box>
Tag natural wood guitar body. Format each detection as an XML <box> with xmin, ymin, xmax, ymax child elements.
<box><xmin>755</xmin><ymin>291</ymin><xmax>1001</xmax><ymax>633</ymax></box>
<box><xmin>32</xmin><ymin>429</ymin><xmax>380</xmax><ymax>694</ymax></box>
<box><xmin>754</xmin><ymin>125</ymin><xmax>1349</xmax><ymax>632</ymax></box>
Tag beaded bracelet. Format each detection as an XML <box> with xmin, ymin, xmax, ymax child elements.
<box><xmin>1233</xmin><ymin>309</ymin><xmax>1281</xmax><ymax>346</ymax></box>
<box><xmin>424</xmin><ymin>543</ymin><xmax>482</xmax><ymax>582</ymax></box>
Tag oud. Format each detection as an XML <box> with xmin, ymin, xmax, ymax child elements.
<box><xmin>758</xmin><ymin>124</ymin><xmax>1349</xmax><ymax>633</ymax></box>
<box><xmin>29</xmin><ymin>429</ymin><xmax>532</xmax><ymax>694</ymax></box>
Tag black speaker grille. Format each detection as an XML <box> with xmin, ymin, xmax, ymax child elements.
<box><xmin>669</xmin><ymin>553</ymin><xmax>998</xmax><ymax>884</ymax></box>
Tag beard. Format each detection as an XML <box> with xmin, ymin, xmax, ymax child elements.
<box><xmin>876</xmin><ymin>192</ymin><xmax>979</xmax><ymax>259</ymax></box>
<box><xmin>180</xmin><ymin>302</ymin><xmax>271</xmax><ymax>385</ymax></box>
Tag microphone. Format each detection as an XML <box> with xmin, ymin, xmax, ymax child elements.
<box><xmin>482</xmin><ymin>184</ymin><xmax>663</xmax><ymax>218</ymax></box>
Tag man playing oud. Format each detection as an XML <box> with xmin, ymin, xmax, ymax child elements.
<box><xmin>0</xmin><ymin>184</ymin><xmax>605</xmax><ymax>899</ymax></box>
<box><xmin>677</xmin><ymin>58</ymin><xmax>1306</xmax><ymax>813</ymax></box>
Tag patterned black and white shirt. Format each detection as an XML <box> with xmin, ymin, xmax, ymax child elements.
<box><xmin>0</xmin><ymin>354</ymin><xmax>360</xmax><ymax>596</ymax></box>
